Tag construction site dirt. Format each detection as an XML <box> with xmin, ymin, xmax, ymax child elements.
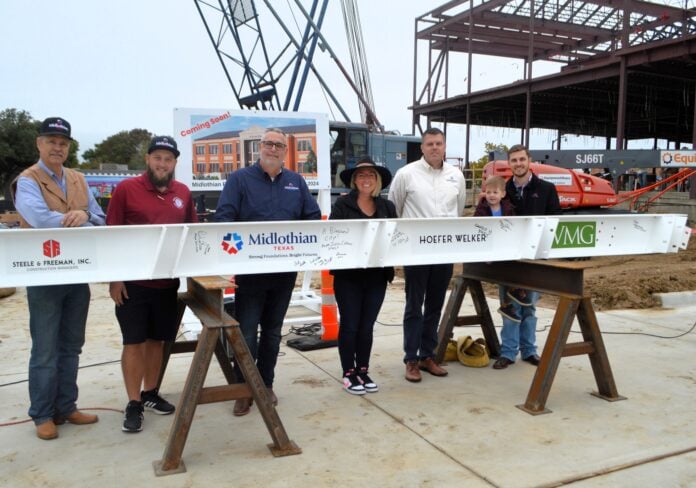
<box><xmin>552</xmin><ymin>245</ymin><xmax>696</xmax><ymax>310</ymax></box>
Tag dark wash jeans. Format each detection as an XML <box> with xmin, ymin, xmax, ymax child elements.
<box><xmin>333</xmin><ymin>275</ymin><xmax>387</xmax><ymax>374</ymax></box>
<box><xmin>233</xmin><ymin>272</ymin><xmax>297</xmax><ymax>387</ymax></box>
<box><xmin>26</xmin><ymin>283</ymin><xmax>90</xmax><ymax>424</ymax></box>
<box><xmin>402</xmin><ymin>264</ymin><xmax>453</xmax><ymax>363</ymax></box>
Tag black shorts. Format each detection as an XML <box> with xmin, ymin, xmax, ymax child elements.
<box><xmin>115</xmin><ymin>283</ymin><xmax>179</xmax><ymax>345</ymax></box>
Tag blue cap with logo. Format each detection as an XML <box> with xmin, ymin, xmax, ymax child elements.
<box><xmin>39</xmin><ymin>117</ymin><xmax>73</xmax><ymax>140</ymax></box>
<box><xmin>148</xmin><ymin>135</ymin><xmax>180</xmax><ymax>158</ymax></box>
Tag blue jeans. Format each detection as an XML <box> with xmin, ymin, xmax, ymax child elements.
<box><xmin>498</xmin><ymin>286</ymin><xmax>539</xmax><ymax>361</ymax></box>
<box><xmin>26</xmin><ymin>284</ymin><xmax>90</xmax><ymax>425</ymax></box>
<box><xmin>334</xmin><ymin>275</ymin><xmax>387</xmax><ymax>374</ymax></box>
<box><xmin>402</xmin><ymin>264</ymin><xmax>453</xmax><ymax>363</ymax></box>
<box><xmin>233</xmin><ymin>272</ymin><xmax>296</xmax><ymax>387</ymax></box>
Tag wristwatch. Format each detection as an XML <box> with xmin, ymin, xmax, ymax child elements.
<box><xmin>84</xmin><ymin>209</ymin><xmax>91</xmax><ymax>222</ymax></box>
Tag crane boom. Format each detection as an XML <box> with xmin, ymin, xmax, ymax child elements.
<box><xmin>194</xmin><ymin>0</ymin><xmax>382</xmax><ymax>129</ymax></box>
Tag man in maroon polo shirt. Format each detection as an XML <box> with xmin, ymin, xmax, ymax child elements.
<box><xmin>106</xmin><ymin>135</ymin><xmax>197</xmax><ymax>433</ymax></box>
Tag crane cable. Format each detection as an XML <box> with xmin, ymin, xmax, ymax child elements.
<box><xmin>340</xmin><ymin>0</ymin><xmax>377</xmax><ymax>125</ymax></box>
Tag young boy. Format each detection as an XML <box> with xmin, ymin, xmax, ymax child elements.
<box><xmin>474</xmin><ymin>176</ymin><xmax>533</xmax><ymax>323</ymax></box>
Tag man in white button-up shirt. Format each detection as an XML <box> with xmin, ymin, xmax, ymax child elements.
<box><xmin>388</xmin><ymin>128</ymin><xmax>466</xmax><ymax>383</ymax></box>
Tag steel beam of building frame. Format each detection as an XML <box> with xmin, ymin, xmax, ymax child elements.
<box><xmin>411</xmin><ymin>0</ymin><xmax>696</xmax><ymax>147</ymax></box>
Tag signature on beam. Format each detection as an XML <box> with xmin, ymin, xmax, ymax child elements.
<box><xmin>391</xmin><ymin>230</ymin><xmax>408</xmax><ymax>246</ymax></box>
<box><xmin>309</xmin><ymin>256</ymin><xmax>332</xmax><ymax>267</ymax></box>
<box><xmin>322</xmin><ymin>226</ymin><xmax>349</xmax><ymax>236</ymax></box>
<box><xmin>194</xmin><ymin>231</ymin><xmax>211</xmax><ymax>255</ymax></box>
<box><xmin>475</xmin><ymin>223</ymin><xmax>492</xmax><ymax>237</ymax></box>
<box><xmin>633</xmin><ymin>221</ymin><xmax>647</xmax><ymax>232</ymax></box>
<box><xmin>499</xmin><ymin>219</ymin><xmax>513</xmax><ymax>232</ymax></box>
<box><xmin>322</xmin><ymin>240</ymin><xmax>353</xmax><ymax>251</ymax></box>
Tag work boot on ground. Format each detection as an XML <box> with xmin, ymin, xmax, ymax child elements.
<box><xmin>56</xmin><ymin>410</ymin><xmax>99</xmax><ymax>425</ymax></box>
<box><xmin>405</xmin><ymin>361</ymin><xmax>422</xmax><ymax>382</ymax></box>
<box><xmin>233</xmin><ymin>398</ymin><xmax>253</xmax><ymax>416</ymax></box>
<box><xmin>418</xmin><ymin>357</ymin><xmax>448</xmax><ymax>376</ymax></box>
<box><xmin>36</xmin><ymin>420</ymin><xmax>58</xmax><ymax>440</ymax></box>
<box><xmin>267</xmin><ymin>388</ymin><xmax>278</xmax><ymax>406</ymax></box>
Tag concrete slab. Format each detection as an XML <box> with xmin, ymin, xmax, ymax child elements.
<box><xmin>1</xmin><ymin>284</ymin><xmax>695</xmax><ymax>487</ymax></box>
<box><xmin>653</xmin><ymin>290</ymin><xmax>696</xmax><ymax>308</ymax></box>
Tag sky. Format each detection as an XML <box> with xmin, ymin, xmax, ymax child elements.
<box><xmin>2</xmin><ymin>0</ymin><xmax>625</xmax><ymax>162</ymax></box>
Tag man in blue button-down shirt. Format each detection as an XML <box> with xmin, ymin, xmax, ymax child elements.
<box><xmin>215</xmin><ymin>127</ymin><xmax>321</xmax><ymax>416</ymax></box>
<box><xmin>13</xmin><ymin>117</ymin><xmax>105</xmax><ymax>440</ymax></box>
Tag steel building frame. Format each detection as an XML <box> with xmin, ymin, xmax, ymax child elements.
<box><xmin>412</xmin><ymin>0</ymin><xmax>696</xmax><ymax>162</ymax></box>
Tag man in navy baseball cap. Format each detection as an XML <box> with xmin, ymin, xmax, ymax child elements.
<box><xmin>108</xmin><ymin>134</ymin><xmax>196</xmax><ymax>433</ymax></box>
<box><xmin>13</xmin><ymin>115</ymin><xmax>105</xmax><ymax>440</ymax></box>
<box><xmin>147</xmin><ymin>135</ymin><xmax>180</xmax><ymax>158</ymax></box>
<box><xmin>39</xmin><ymin>117</ymin><xmax>73</xmax><ymax>140</ymax></box>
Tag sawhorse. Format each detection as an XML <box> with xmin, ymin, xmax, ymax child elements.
<box><xmin>153</xmin><ymin>277</ymin><xmax>301</xmax><ymax>476</ymax></box>
<box><xmin>156</xmin><ymin>298</ymin><xmax>237</xmax><ymax>391</ymax></box>
<box><xmin>435</xmin><ymin>275</ymin><xmax>501</xmax><ymax>361</ymax></box>
<box><xmin>435</xmin><ymin>261</ymin><xmax>626</xmax><ymax>415</ymax></box>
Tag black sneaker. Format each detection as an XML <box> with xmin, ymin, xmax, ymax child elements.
<box><xmin>141</xmin><ymin>388</ymin><xmax>175</xmax><ymax>415</ymax></box>
<box><xmin>357</xmin><ymin>367</ymin><xmax>378</xmax><ymax>393</ymax></box>
<box><xmin>342</xmin><ymin>369</ymin><xmax>366</xmax><ymax>395</ymax></box>
<box><xmin>498</xmin><ymin>304</ymin><xmax>521</xmax><ymax>323</ymax></box>
<box><xmin>507</xmin><ymin>289</ymin><xmax>533</xmax><ymax>307</ymax></box>
<box><xmin>122</xmin><ymin>400</ymin><xmax>144</xmax><ymax>433</ymax></box>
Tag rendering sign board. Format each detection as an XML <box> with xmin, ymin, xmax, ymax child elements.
<box><xmin>174</xmin><ymin>108</ymin><xmax>330</xmax><ymax>191</ymax></box>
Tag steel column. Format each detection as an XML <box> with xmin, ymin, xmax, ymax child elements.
<box><xmin>465</xmin><ymin>0</ymin><xmax>473</xmax><ymax>166</ymax></box>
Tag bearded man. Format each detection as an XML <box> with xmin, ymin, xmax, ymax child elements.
<box><xmin>492</xmin><ymin>144</ymin><xmax>561</xmax><ymax>370</ymax></box>
<box><xmin>106</xmin><ymin>135</ymin><xmax>197</xmax><ymax>433</ymax></box>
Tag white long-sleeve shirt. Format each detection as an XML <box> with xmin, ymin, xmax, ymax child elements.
<box><xmin>388</xmin><ymin>158</ymin><xmax>466</xmax><ymax>218</ymax></box>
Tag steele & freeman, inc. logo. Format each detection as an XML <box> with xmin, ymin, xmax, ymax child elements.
<box><xmin>11</xmin><ymin>239</ymin><xmax>92</xmax><ymax>270</ymax></box>
<box><xmin>221</xmin><ymin>232</ymin><xmax>244</xmax><ymax>255</ymax></box>
<box><xmin>43</xmin><ymin>239</ymin><xmax>61</xmax><ymax>258</ymax></box>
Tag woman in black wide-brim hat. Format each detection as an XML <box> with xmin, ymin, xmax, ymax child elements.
<box><xmin>329</xmin><ymin>156</ymin><xmax>397</xmax><ymax>395</ymax></box>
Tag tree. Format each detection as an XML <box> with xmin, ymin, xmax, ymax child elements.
<box><xmin>464</xmin><ymin>142</ymin><xmax>509</xmax><ymax>192</ymax></box>
<box><xmin>471</xmin><ymin>142</ymin><xmax>509</xmax><ymax>170</ymax></box>
<box><xmin>0</xmin><ymin>108</ymin><xmax>79</xmax><ymax>201</ymax></box>
<box><xmin>304</xmin><ymin>148</ymin><xmax>317</xmax><ymax>174</ymax></box>
<box><xmin>82</xmin><ymin>129</ymin><xmax>152</xmax><ymax>169</ymax></box>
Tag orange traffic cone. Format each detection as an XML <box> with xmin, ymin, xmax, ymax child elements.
<box><xmin>224</xmin><ymin>276</ymin><xmax>236</xmax><ymax>296</ymax></box>
<box><xmin>320</xmin><ymin>270</ymin><xmax>339</xmax><ymax>341</ymax></box>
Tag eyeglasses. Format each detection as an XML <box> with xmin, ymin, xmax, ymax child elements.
<box><xmin>260</xmin><ymin>140</ymin><xmax>287</xmax><ymax>150</ymax></box>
